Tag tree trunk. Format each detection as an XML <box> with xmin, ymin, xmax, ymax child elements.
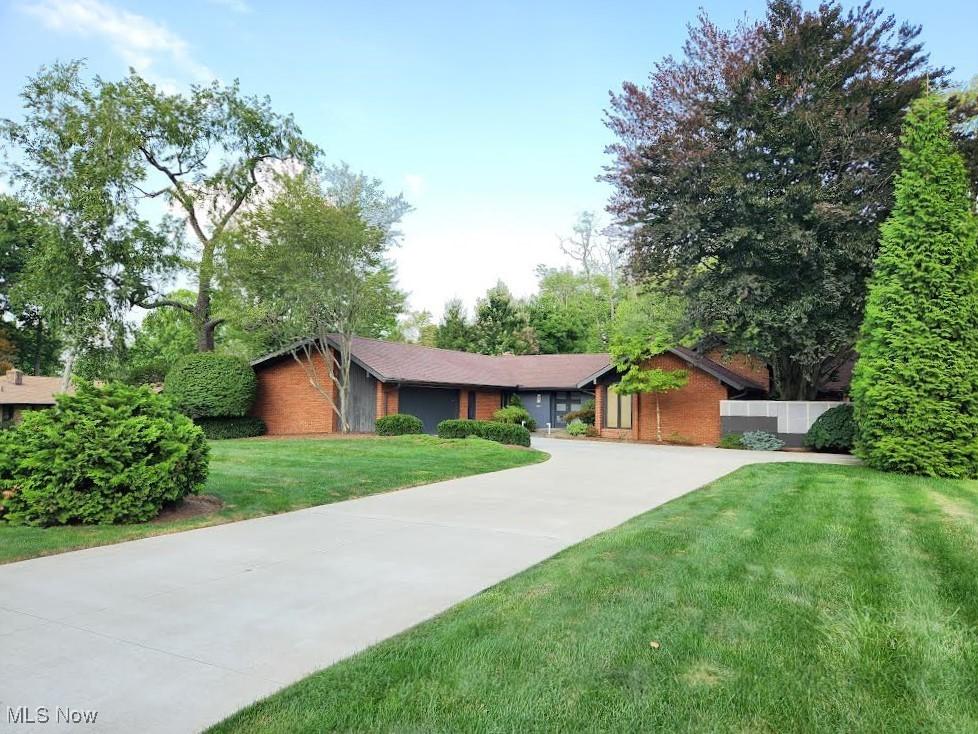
<box><xmin>655</xmin><ymin>394</ymin><xmax>662</xmax><ymax>442</ymax></box>
<box><xmin>32</xmin><ymin>319</ymin><xmax>43</xmax><ymax>376</ymax></box>
<box><xmin>195</xmin><ymin>240</ymin><xmax>217</xmax><ymax>352</ymax></box>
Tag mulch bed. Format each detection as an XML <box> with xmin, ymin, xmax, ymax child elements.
<box><xmin>152</xmin><ymin>494</ymin><xmax>223</xmax><ymax>523</ymax></box>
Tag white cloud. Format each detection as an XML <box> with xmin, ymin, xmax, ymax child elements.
<box><xmin>21</xmin><ymin>0</ymin><xmax>215</xmax><ymax>82</ymax></box>
<box><xmin>403</xmin><ymin>174</ymin><xmax>425</xmax><ymax>198</ymax></box>
<box><xmin>206</xmin><ymin>0</ymin><xmax>251</xmax><ymax>13</ymax></box>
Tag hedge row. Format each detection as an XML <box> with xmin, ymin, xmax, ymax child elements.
<box><xmin>196</xmin><ymin>416</ymin><xmax>266</xmax><ymax>440</ymax></box>
<box><xmin>437</xmin><ymin>419</ymin><xmax>531</xmax><ymax>447</ymax></box>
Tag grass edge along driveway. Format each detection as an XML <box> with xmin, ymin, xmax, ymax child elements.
<box><xmin>210</xmin><ymin>461</ymin><xmax>978</xmax><ymax>734</ymax></box>
<box><xmin>0</xmin><ymin>435</ymin><xmax>547</xmax><ymax>564</ymax></box>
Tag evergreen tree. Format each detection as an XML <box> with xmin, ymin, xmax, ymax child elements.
<box><xmin>852</xmin><ymin>95</ymin><xmax>978</xmax><ymax>478</ymax></box>
<box><xmin>435</xmin><ymin>298</ymin><xmax>474</xmax><ymax>351</ymax></box>
<box><xmin>471</xmin><ymin>282</ymin><xmax>538</xmax><ymax>355</ymax></box>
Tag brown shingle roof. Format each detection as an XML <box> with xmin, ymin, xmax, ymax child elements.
<box><xmin>253</xmin><ymin>336</ymin><xmax>766</xmax><ymax>392</ymax></box>
<box><xmin>0</xmin><ymin>372</ymin><xmax>65</xmax><ymax>405</ymax></box>
<box><xmin>342</xmin><ymin>337</ymin><xmax>611</xmax><ymax>389</ymax></box>
<box><xmin>253</xmin><ymin>336</ymin><xmax>613</xmax><ymax>389</ymax></box>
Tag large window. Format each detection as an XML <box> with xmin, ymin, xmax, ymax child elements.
<box><xmin>605</xmin><ymin>384</ymin><xmax>632</xmax><ymax>429</ymax></box>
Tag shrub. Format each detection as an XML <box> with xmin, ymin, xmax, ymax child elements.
<box><xmin>197</xmin><ymin>416</ymin><xmax>266</xmax><ymax>440</ymax></box>
<box><xmin>0</xmin><ymin>382</ymin><xmax>209</xmax><ymax>526</ymax></box>
<box><xmin>852</xmin><ymin>96</ymin><xmax>978</xmax><ymax>478</ymax></box>
<box><xmin>164</xmin><ymin>353</ymin><xmax>257</xmax><ymax>419</ymax></box>
<box><xmin>741</xmin><ymin>430</ymin><xmax>785</xmax><ymax>451</ymax></box>
<box><xmin>437</xmin><ymin>419</ymin><xmax>531</xmax><ymax>447</ymax></box>
<box><xmin>376</xmin><ymin>413</ymin><xmax>424</xmax><ymax>436</ymax></box>
<box><xmin>493</xmin><ymin>405</ymin><xmax>537</xmax><ymax>432</ymax></box>
<box><xmin>566</xmin><ymin>419</ymin><xmax>588</xmax><ymax>437</ymax></box>
<box><xmin>805</xmin><ymin>404</ymin><xmax>856</xmax><ymax>453</ymax></box>
<box><xmin>718</xmin><ymin>433</ymin><xmax>744</xmax><ymax>449</ymax></box>
<box><xmin>507</xmin><ymin>394</ymin><xmax>524</xmax><ymax>407</ymax></box>
<box><xmin>563</xmin><ymin>398</ymin><xmax>596</xmax><ymax>425</ymax></box>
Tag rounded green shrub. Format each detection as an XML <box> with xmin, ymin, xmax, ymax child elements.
<box><xmin>805</xmin><ymin>404</ymin><xmax>856</xmax><ymax>453</ymax></box>
<box><xmin>0</xmin><ymin>382</ymin><xmax>209</xmax><ymax>526</ymax></box>
<box><xmin>376</xmin><ymin>413</ymin><xmax>424</xmax><ymax>436</ymax></box>
<box><xmin>437</xmin><ymin>419</ymin><xmax>531</xmax><ymax>447</ymax></box>
<box><xmin>197</xmin><ymin>416</ymin><xmax>266</xmax><ymax>440</ymax></box>
<box><xmin>493</xmin><ymin>405</ymin><xmax>537</xmax><ymax>432</ymax></box>
<box><xmin>566</xmin><ymin>419</ymin><xmax>588</xmax><ymax>437</ymax></box>
<box><xmin>741</xmin><ymin>430</ymin><xmax>784</xmax><ymax>451</ymax></box>
<box><xmin>164</xmin><ymin>353</ymin><xmax>257</xmax><ymax>419</ymax></box>
<box><xmin>563</xmin><ymin>398</ymin><xmax>596</xmax><ymax>426</ymax></box>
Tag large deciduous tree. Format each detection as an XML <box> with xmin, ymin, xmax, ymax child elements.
<box><xmin>605</xmin><ymin>1</ymin><xmax>960</xmax><ymax>399</ymax></box>
<box><xmin>0</xmin><ymin>195</ymin><xmax>62</xmax><ymax>375</ymax></box>
<box><xmin>227</xmin><ymin>172</ymin><xmax>405</xmax><ymax>432</ymax></box>
<box><xmin>2</xmin><ymin>61</ymin><xmax>318</xmax><ymax>353</ymax></box>
<box><xmin>852</xmin><ymin>96</ymin><xmax>978</xmax><ymax>478</ymax></box>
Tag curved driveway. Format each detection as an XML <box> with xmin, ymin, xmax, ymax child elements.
<box><xmin>0</xmin><ymin>438</ymin><xmax>854</xmax><ymax>733</ymax></box>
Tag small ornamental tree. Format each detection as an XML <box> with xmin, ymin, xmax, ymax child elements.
<box><xmin>852</xmin><ymin>95</ymin><xmax>978</xmax><ymax>478</ymax></box>
<box><xmin>611</xmin><ymin>338</ymin><xmax>687</xmax><ymax>442</ymax></box>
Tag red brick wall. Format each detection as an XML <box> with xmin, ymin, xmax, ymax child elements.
<box><xmin>707</xmin><ymin>348</ymin><xmax>770</xmax><ymax>393</ymax></box>
<box><xmin>376</xmin><ymin>383</ymin><xmax>399</xmax><ymax>417</ymax></box>
<box><xmin>252</xmin><ymin>354</ymin><xmax>338</xmax><ymax>435</ymax></box>
<box><xmin>474</xmin><ymin>390</ymin><xmax>502</xmax><ymax>420</ymax></box>
<box><xmin>594</xmin><ymin>353</ymin><xmax>728</xmax><ymax>445</ymax></box>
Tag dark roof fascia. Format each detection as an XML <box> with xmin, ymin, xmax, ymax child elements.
<box><xmin>575</xmin><ymin>363</ymin><xmax>618</xmax><ymax>388</ymax></box>
<box><xmin>250</xmin><ymin>336</ymin><xmax>390</xmax><ymax>384</ymax></box>
<box><xmin>574</xmin><ymin>349</ymin><xmax>763</xmax><ymax>392</ymax></box>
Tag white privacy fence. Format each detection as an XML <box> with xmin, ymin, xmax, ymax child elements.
<box><xmin>720</xmin><ymin>400</ymin><xmax>845</xmax><ymax>436</ymax></box>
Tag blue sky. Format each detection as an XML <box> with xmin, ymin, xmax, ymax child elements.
<box><xmin>1</xmin><ymin>0</ymin><xmax>976</xmax><ymax>317</ymax></box>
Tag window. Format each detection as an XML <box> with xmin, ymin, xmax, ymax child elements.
<box><xmin>605</xmin><ymin>385</ymin><xmax>632</xmax><ymax>429</ymax></box>
<box><xmin>1</xmin><ymin>405</ymin><xmax>13</xmax><ymax>422</ymax></box>
<box><xmin>467</xmin><ymin>391</ymin><xmax>476</xmax><ymax>420</ymax></box>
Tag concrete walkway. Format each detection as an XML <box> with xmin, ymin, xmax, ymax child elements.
<box><xmin>0</xmin><ymin>438</ymin><xmax>855</xmax><ymax>733</ymax></box>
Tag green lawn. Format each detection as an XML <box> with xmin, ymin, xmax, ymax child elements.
<box><xmin>211</xmin><ymin>462</ymin><xmax>978</xmax><ymax>734</ymax></box>
<box><xmin>0</xmin><ymin>435</ymin><xmax>546</xmax><ymax>564</ymax></box>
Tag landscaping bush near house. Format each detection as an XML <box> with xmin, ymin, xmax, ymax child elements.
<box><xmin>164</xmin><ymin>353</ymin><xmax>258</xmax><ymax>419</ymax></box>
<box><xmin>493</xmin><ymin>405</ymin><xmax>537</xmax><ymax>432</ymax></box>
<box><xmin>376</xmin><ymin>413</ymin><xmax>424</xmax><ymax>436</ymax></box>
<box><xmin>566</xmin><ymin>419</ymin><xmax>588</xmax><ymax>437</ymax></box>
<box><xmin>805</xmin><ymin>404</ymin><xmax>856</xmax><ymax>453</ymax></box>
<box><xmin>437</xmin><ymin>419</ymin><xmax>531</xmax><ymax>447</ymax></box>
<box><xmin>718</xmin><ymin>433</ymin><xmax>744</xmax><ymax>449</ymax></box>
<box><xmin>197</xmin><ymin>416</ymin><xmax>266</xmax><ymax>440</ymax></box>
<box><xmin>741</xmin><ymin>430</ymin><xmax>784</xmax><ymax>451</ymax></box>
<box><xmin>0</xmin><ymin>382</ymin><xmax>209</xmax><ymax>526</ymax></box>
<box><xmin>563</xmin><ymin>398</ymin><xmax>595</xmax><ymax>426</ymax></box>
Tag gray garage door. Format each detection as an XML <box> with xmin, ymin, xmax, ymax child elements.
<box><xmin>398</xmin><ymin>387</ymin><xmax>460</xmax><ymax>434</ymax></box>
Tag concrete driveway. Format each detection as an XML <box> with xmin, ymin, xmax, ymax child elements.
<box><xmin>0</xmin><ymin>438</ymin><xmax>854</xmax><ymax>733</ymax></box>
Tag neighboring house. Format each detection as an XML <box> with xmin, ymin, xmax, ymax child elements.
<box><xmin>251</xmin><ymin>337</ymin><xmax>769</xmax><ymax>444</ymax></box>
<box><xmin>0</xmin><ymin>370</ymin><xmax>64</xmax><ymax>425</ymax></box>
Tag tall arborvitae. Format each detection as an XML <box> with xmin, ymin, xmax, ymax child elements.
<box><xmin>852</xmin><ymin>95</ymin><xmax>978</xmax><ymax>478</ymax></box>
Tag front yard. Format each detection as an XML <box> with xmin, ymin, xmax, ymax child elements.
<box><xmin>0</xmin><ymin>435</ymin><xmax>546</xmax><ymax>564</ymax></box>
<box><xmin>211</xmin><ymin>462</ymin><xmax>978</xmax><ymax>733</ymax></box>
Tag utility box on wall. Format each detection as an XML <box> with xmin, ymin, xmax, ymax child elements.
<box><xmin>720</xmin><ymin>400</ymin><xmax>844</xmax><ymax>447</ymax></box>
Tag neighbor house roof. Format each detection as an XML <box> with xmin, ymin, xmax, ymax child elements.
<box><xmin>0</xmin><ymin>371</ymin><xmax>65</xmax><ymax>405</ymax></box>
<box><xmin>252</xmin><ymin>336</ymin><xmax>765</xmax><ymax>392</ymax></box>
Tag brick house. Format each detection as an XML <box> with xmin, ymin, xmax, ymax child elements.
<box><xmin>251</xmin><ymin>337</ymin><xmax>768</xmax><ymax>444</ymax></box>
<box><xmin>0</xmin><ymin>370</ymin><xmax>65</xmax><ymax>425</ymax></box>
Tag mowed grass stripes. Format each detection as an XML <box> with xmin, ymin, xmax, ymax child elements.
<box><xmin>211</xmin><ymin>463</ymin><xmax>978</xmax><ymax>733</ymax></box>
